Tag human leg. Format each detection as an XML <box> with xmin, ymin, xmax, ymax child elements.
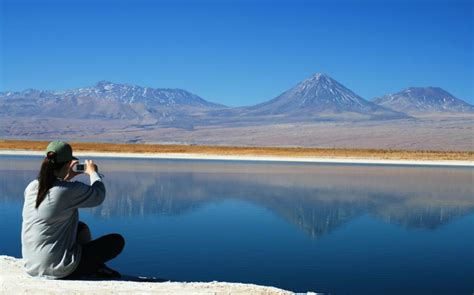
<box><xmin>65</xmin><ymin>231</ymin><xmax>125</xmax><ymax>279</ymax></box>
<box><xmin>77</xmin><ymin>221</ymin><xmax>92</xmax><ymax>245</ymax></box>
<box><xmin>76</xmin><ymin>234</ymin><xmax>125</xmax><ymax>276</ymax></box>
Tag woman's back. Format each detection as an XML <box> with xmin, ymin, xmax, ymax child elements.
<box><xmin>21</xmin><ymin>141</ymin><xmax>123</xmax><ymax>279</ymax></box>
<box><xmin>22</xmin><ymin>174</ymin><xmax>106</xmax><ymax>278</ymax></box>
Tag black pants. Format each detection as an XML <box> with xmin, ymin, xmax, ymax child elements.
<box><xmin>64</xmin><ymin>221</ymin><xmax>125</xmax><ymax>279</ymax></box>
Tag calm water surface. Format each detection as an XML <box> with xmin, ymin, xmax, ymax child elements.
<box><xmin>0</xmin><ymin>155</ymin><xmax>473</xmax><ymax>294</ymax></box>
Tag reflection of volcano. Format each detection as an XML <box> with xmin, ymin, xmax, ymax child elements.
<box><xmin>261</xmin><ymin>194</ymin><xmax>369</xmax><ymax>238</ymax></box>
<box><xmin>97</xmin><ymin>176</ymin><xmax>358</xmax><ymax>238</ymax></box>
<box><xmin>86</xmin><ymin>166</ymin><xmax>474</xmax><ymax>237</ymax></box>
<box><xmin>2</xmin><ymin>159</ymin><xmax>473</xmax><ymax>239</ymax></box>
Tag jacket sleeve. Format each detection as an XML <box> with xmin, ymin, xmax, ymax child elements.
<box><xmin>62</xmin><ymin>172</ymin><xmax>106</xmax><ymax>209</ymax></box>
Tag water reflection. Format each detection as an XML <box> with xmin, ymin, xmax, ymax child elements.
<box><xmin>3</xmin><ymin>157</ymin><xmax>473</xmax><ymax>239</ymax></box>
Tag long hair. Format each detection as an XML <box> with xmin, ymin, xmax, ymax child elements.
<box><xmin>36</xmin><ymin>152</ymin><xmax>68</xmax><ymax>208</ymax></box>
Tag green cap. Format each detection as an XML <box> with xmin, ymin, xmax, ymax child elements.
<box><xmin>45</xmin><ymin>141</ymin><xmax>77</xmax><ymax>163</ymax></box>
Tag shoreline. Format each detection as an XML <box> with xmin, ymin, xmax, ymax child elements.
<box><xmin>0</xmin><ymin>149</ymin><xmax>472</xmax><ymax>167</ymax></box>
<box><xmin>0</xmin><ymin>256</ymin><xmax>295</xmax><ymax>294</ymax></box>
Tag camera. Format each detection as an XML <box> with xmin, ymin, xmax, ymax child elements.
<box><xmin>72</xmin><ymin>163</ymin><xmax>86</xmax><ymax>173</ymax></box>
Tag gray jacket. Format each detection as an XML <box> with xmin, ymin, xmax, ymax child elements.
<box><xmin>21</xmin><ymin>172</ymin><xmax>105</xmax><ymax>279</ymax></box>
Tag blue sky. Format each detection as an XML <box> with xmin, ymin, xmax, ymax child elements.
<box><xmin>1</xmin><ymin>0</ymin><xmax>473</xmax><ymax>106</ymax></box>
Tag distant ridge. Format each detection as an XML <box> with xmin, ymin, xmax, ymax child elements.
<box><xmin>372</xmin><ymin>87</ymin><xmax>473</xmax><ymax>114</ymax></box>
<box><xmin>59</xmin><ymin>81</ymin><xmax>225</xmax><ymax>108</ymax></box>
<box><xmin>0</xmin><ymin>81</ymin><xmax>225</xmax><ymax>122</ymax></box>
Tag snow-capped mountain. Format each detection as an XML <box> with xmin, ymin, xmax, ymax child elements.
<box><xmin>238</xmin><ymin>73</ymin><xmax>407</xmax><ymax>120</ymax></box>
<box><xmin>372</xmin><ymin>87</ymin><xmax>473</xmax><ymax>114</ymax></box>
<box><xmin>0</xmin><ymin>82</ymin><xmax>225</xmax><ymax>121</ymax></box>
<box><xmin>56</xmin><ymin>81</ymin><xmax>223</xmax><ymax>108</ymax></box>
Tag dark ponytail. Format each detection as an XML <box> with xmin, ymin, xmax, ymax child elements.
<box><xmin>36</xmin><ymin>152</ymin><xmax>68</xmax><ymax>208</ymax></box>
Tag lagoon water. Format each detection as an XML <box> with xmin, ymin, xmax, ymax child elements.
<box><xmin>1</xmin><ymin>155</ymin><xmax>473</xmax><ymax>294</ymax></box>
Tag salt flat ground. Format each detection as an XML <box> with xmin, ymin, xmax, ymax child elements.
<box><xmin>0</xmin><ymin>256</ymin><xmax>293</xmax><ymax>294</ymax></box>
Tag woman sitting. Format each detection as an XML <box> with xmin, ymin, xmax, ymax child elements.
<box><xmin>21</xmin><ymin>140</ymin><xmax>125</xmax><ymax>279</ymax></box>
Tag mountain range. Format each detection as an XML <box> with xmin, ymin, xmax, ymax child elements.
<box><xmin>1</xmin><ymin>73</ymin><xmax>471</xmax><ymax>124</ymax></box>
<box><xmin>1</xmin><ymin>73</ymin><xmax>472</xmax><ymax>150</ymax></box>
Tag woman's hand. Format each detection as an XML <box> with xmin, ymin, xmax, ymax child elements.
<box><xmin>63</xmin><ymin>160</ymin><xmax>80</xmax><ymax>181</ymax></box>
<box><xmin>85</xmin><ymin>159</ymin><xmax>98</xmax><ymax>176</ymax></box>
